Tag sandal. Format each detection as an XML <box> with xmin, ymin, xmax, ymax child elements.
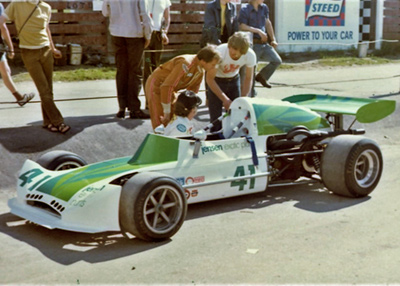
<box><xmin>45</xmin><ymin>124</ymin><xmax>58</xmax><ymax>132</ymax></box>
<box><xmin>17</xmin><ymin>93</ymin><xmax>35</xmax><ymax>107</ymax></box>
<box><xmin>57</xmin><ymin>123</ymin><xmax>71</xmax><ymax>134</ymax></box>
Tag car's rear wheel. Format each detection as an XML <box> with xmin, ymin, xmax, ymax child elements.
<box><xmin>119</xmin><ymin>172</ymin><xmax>187</xmax><ymax>242</ymax></box>
<box><xmin>36</xmin><ymin>150</ymin><xmax>87</xmax><ymax>170</ymax></box>
<box><xmin>321</xmin><ymin>135</ymin><xmax>382</xmax><ymax>197</ymax></box>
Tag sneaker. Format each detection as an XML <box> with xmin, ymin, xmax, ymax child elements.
<box><xmin>17</xmin><ymin>93</ymin><xmax>35</xmax><ymax>107</ymax></box>
<box><xmin>130</xmin><ymin>110</ymin><xmax>150</xmax><ymax>119</ymax></box>
<box><xmin>255</xmin><ymin>73</ymin><xmax>272</xmax><ymax>88</ymax></box>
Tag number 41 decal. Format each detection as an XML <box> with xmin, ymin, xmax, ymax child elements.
<box><xmin>230</xmin><ymin>165</ymin><xmax>255</xmax><ymax>191</ymax></box>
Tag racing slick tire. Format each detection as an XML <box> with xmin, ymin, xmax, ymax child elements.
<box><xmin>321</xmin><ymin>135</ymin><xmax>383</xmax><ymax>198</ymax></box>
<box><xmin>119</xmin><ymin>172</ymin><xmax>187</xmax><ymax>242</ymax></box>
<box><xmin>36</xmin><ymin>150</ymin><xmax>87</xmax><ymax>171</ymax></box>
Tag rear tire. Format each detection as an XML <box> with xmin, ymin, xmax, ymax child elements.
<box><xmin>37</xmin><ymin>150</ymin><xmax>87</xmax><ymax>170</ymax></box>
<box><xmin>321</xmin><ymin>135</ymin><xmax>382</xmax><ymax>197</ymax></box>
<box><xmin>119</xmin><ymin>172</ymin><xmax>187</xmax><ymax>242</ymax></box>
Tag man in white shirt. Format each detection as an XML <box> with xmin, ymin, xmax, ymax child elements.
<box><xmin>206</xmin><ymin>32</ymin><xmax>256</xmax><ymax>132</ymax></box>
<box><xmin>144</xmin><ymin>0</ymin><xmax>171</xmax><ymax>87</ymax></box>
<box><xmin>102</xmin><ymin>0</ymin><xmax>152</xmax><ymax>119</ymax></box>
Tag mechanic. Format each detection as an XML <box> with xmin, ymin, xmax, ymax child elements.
<box><xmin>238</xmin><ymin>0</ymin><xmax>282</xmax><ymax>89</ymax></box>
<box><xmin>102</xmin><ymin>0</ymin><xmax>152</xmax><ymax>119</ymax></box>
<box><xmin>200</xmin><ymin>0</ymin><xmax>238</xmax><ymax>47</ymax></box>
<box><xmin>0</xmin><ymin>3</ymin><xmax>35</xmax><ymax>107</ymax></box>
<box><xmin>145</xmin><ymin>44</ymin><xmax>221</xmax><ymax>130</ymax></box>
<box><xmin>156</xmin><ymin>90</ymin><xmax>202</xmax><ymax>137</ymax></box>
<box><xmin>205</xmin><ymin>31</ymin><xmax>257</xmax><ymax>132</ymax></box>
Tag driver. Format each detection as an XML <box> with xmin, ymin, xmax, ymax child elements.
<box><xmin>155</xmin><ymin>90</ymin><xmax>202</xmax><ymax>137</ymax></box>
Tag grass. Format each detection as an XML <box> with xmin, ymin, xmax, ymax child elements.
<box><xmin>10</xmin><ymin>49</ymin><xmax>400</xmax><ymax>82</ymax></box>
<box><xmin>12</xmin><ymin>66</ymin><xmax>116</xmax><ymax>83</ymax></box>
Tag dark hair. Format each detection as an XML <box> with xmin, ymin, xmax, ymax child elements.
<box><xmin>196</xmin><ymin>44</ymin><xmax>221</xmax><ymax>63</ymax></box>
<box><xmin>174</xmin><ymin>90</ymin><xmax>202</xmax><ymax>117</ymax></box>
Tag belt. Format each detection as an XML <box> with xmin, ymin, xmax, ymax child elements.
<box><xmin>253</xmin><ymin>38</ymin><xmax>267</xmax><ymax>45</ymax></box>
<box><xmin>215</xmin><ymin>74</ymin><xmax>239</xmax><ymax>82</ymax></box>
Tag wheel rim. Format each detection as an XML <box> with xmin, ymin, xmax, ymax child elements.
<box><xmin>143</xmin><ymin>185</ymin><xmax>184</xmax><ymax>234</ymax></box>
<box><xmin>55</xmin><ymin>161</ymin><xmax>83</xmax><ymax>171</ymax></box>
<box><xmin>354</xmin><ymin>149</ymin><xmax>380</xmax><ymax>188</ymax></box>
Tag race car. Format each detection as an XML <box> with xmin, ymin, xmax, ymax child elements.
<box><xmin>8</xmin><ymin>94</ymin><xmax>395</xmax><ymax>242</ymax></box>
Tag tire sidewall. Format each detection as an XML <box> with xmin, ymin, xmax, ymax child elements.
<box><xmin>119</xmin><ymin>172</ymin><xmax>187</xmax><ymax>242</ymax></box>
<box><xmin>37</xmin><ymin>151</ymin><xmax>87</xmax><ymax>170</ymax></box>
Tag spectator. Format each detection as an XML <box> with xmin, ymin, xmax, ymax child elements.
<box><xmin>143</xmin><ymin>0</ymin><xmax>171</xmax><ymax>87</ymax></box>
<box><xmin>205</xmin><ymin>32</ymin><xmax>256</xmax><ymax>132</ymax></box>
<box><xmin>238</xmin><ymin>0</ymin><xmax>282</xmax><ymax>89</ymax></box>
<box><xmin>145</xmin><ymin>44</ymin><xmax>221</xmax><ymax>130</ymax></box>
<box><xmin>155</xmin><ymin>90</ymin><xmax>202</xmax><ymax>137</ymax></box>
<box><xmin>102</xmin><ymin>0</ymin><xmax>152</xmax><ymax>119</ymax></box>
<box><xmin>0</xmin><ymin>0</ymin><xmax>70</xmax><ymax>133</ymax></box>
<box><xmin>0</xmin><ymin>3</ymin><xmax>34</xmax><ymax>106</ymax></box>
<box><xmin>200</xmin><ymin>0</ymin><xmax>238</xmax><ymax>47</ymax></box>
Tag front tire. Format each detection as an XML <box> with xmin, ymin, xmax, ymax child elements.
<box><xmin>36</xmin><ymin>150</ymin><xmax>87</xmax><ymax>170</ymax></box>
<box><xmin>119</xmin><ymin>172</ymin><xmax>187</xmax><ymax>242</ymax></box>
<box><xmin>321</xmin><ymin>135</ymin><xmax>383</xmax><ymax>197</ymax></box>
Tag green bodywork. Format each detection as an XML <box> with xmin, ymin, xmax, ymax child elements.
<box><xmin>251</xmin><ymin>100</ymin><xmax>331</xmax><ymax>135</ymax></box>
<box><xmin>36</xmin><ymin>135</ymin><xmax>180</xmax><ymax>201</ymax></box>
<box><xmin>283</xmin><ymin>94</ymin><xmax>396</xmax><ymax>123</ymax></box>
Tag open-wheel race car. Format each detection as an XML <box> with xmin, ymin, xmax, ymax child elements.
<box><xmin>8</xmin><ymin>94</ymin><xmax>395</xmax><ymax>242</ymax></box>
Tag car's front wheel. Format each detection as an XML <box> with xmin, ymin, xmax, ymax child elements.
<box><xmin>119</xmin><ymin>172</ymin><xmax>187</xmax><ymax>242</ymax></box>
<box><xmin>321</xmin><ymin>135</ymin><xmax>383</xmax><ymax>197</ymax></box>
<box><xmin>36</xmin><ymin>150</ymin><xmax>87</xmax><ymax>171</ymax></box>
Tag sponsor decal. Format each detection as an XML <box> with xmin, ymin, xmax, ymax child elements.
<box><xmin>185</xmin><ymin>190</ymin><xmax>191</xmax><ymax>200</ymax></box>
<box><xmin>201</xmin><ymin>144</ymin><xmax>223</xmax><ymax>155</ymax></box>
<box><xmin>201</xmin><ymin>142</ymin><xmax>250</xmax><ymax>155</ymax></box>
<box><xmin>305</xmin><ymin>0</ymin><xmax>345</xmax><ymax>27</ymax></box>
<box><xmin>185</xmin><ymin>189</ymin><xmax>199</xmax><ymax>200</ymax></box>
<box><xmin>176</xmin><ymin>177</ymin><xmax>185</xmax><ymax>186</ymax></box>
<box><xmin>177</xmin><ymin>124</ymin><xmax>187</xmax><ymax>133</ymax></box>
<box><xmin>185</xmin><ymin>176</ymin><xmax>205</xmax><ymax>184</ymax></box>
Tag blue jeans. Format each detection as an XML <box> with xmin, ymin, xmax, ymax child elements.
<box><xmin>207</xmin><ymin>75</ymin><xmax>240</xmax><ymax>132</ymax></box>
<box><xmin>253</xmin><ymin>43</ymin><xmax>282</xmax><ymax>81</ymax></box>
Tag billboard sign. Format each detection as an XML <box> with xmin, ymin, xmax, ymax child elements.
<box><xmin>275</xmin><ymin>0</ymin><xmax>360</xmax><ymax>53</ymax></box>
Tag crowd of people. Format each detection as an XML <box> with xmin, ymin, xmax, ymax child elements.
<box><xmin>0</xmin><ymin>0</ymin><xmax>281</xmax><ymax>136</ymax></box>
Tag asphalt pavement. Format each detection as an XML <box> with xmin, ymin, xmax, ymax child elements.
<box><xmin>0</xmin><ymin>62</ymin><xmax>399</xmax><ymax>284</ymax></box>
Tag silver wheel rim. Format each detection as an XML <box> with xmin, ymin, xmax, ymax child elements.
<box><xmin>55</xmin><ymin>161</ymin><xmax>83</xmax><ymax>171</ymax></box>
<box><xmin>354</xmin><ymin>150</ymin><xmax>380</xmax><ymax>188</ymax></box>
<box><xmin>143</xmin><ymin>185</ymin><xmax>183</xmax><ymax>234</ymax></box>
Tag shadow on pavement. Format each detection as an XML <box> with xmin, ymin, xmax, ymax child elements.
<box><xmin>0</xmin><ymin>182</ymin><xmax>369</xmax><ymax>265</ymax></box>
<box><xmin>187</xmin><ymin>182</ymin><xmax>370</xmax><ymax>220</ymax></box>
<box><xmin>0</xmin><ymin>114</ymin><xmax>147</xmax><ymax>153</ymax></box>
<box><xmin>0</xmin><ymin>212</ymin><xmax>169</xmax><ymax>265</ymax></box>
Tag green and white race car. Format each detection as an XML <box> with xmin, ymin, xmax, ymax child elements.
<box><xmin>8</xmin><ymin>95</ymin><xmax>395</xmax><ymax>241</ymax></box>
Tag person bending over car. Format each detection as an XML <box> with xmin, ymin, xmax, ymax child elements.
<box><xmin>145</xmin><ymin>44</ymin><xmax>221</xmax><ymax>130</ymax></box>
<box><xmin>206</xmin><ymin>32</ymin><xmax>256</xmax><ymax>132</ymax></box>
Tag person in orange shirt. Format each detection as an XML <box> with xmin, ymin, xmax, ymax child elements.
<box><xmin>145</xmin><ymin>44</ymin><xmax>221</xmax><ymax>129</ymax></box>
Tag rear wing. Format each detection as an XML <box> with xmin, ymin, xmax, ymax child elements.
<box><xmin>283</xmin><ymin>94</ymin><xmax>396</xmax><ymax>124</ymax></box>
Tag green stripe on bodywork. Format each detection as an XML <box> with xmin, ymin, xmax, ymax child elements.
<box><xmin>283</xmin><ymin>94</ymin><xmax>396</xmax><ymax>123</ymax></box>
<box><xmin>37</xmin><ymin>134</ymin><xmax>179</xmax><ymax>201</ymax></box>
<box><xmin>253</xmin><ymin>103</ymin><xmax>330</xmax><ymax>135</ymax></box>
